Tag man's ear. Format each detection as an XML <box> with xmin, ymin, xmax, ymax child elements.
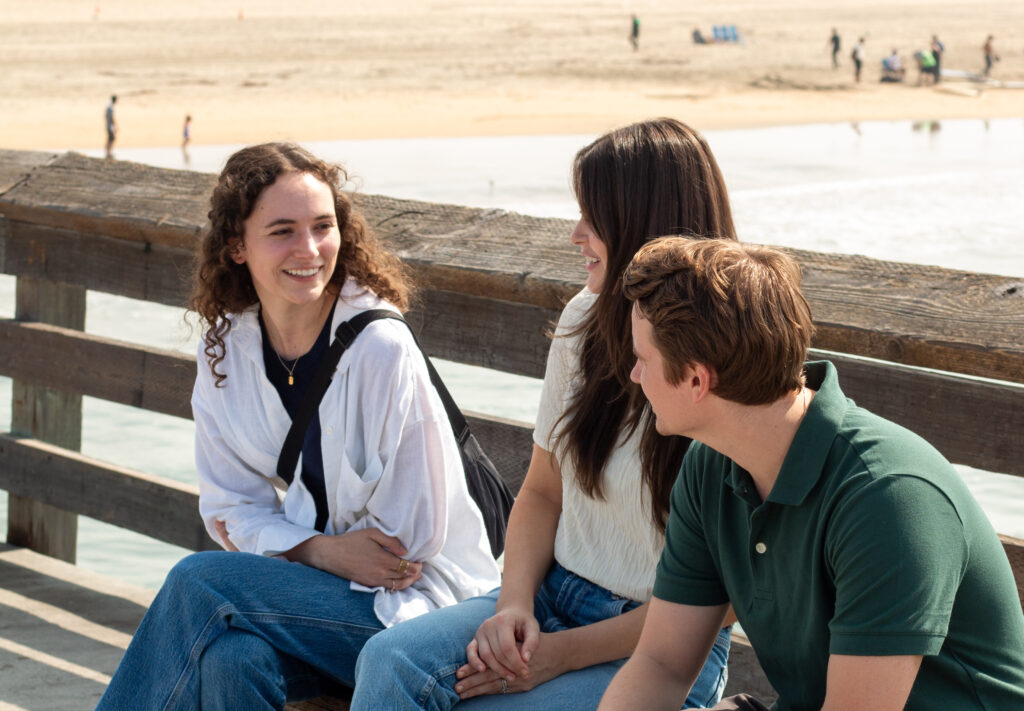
<box><xmin>689</xmin><ymin>363</ymin><xmax>717</xmax><ymax>402</ymax></box>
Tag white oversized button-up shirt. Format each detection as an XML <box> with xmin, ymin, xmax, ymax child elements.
<box><xmin>192</xmin><ymin>279</ymin><xmax>500</xmax><ymax>626</ymax></box>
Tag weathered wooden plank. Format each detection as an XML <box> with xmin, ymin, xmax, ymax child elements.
<box><xmin>0</xmin><ymin>320</ymin><xmax>195</xmax><ymax>420</ymax></box>
<box><xmin>1</xmin><ymin>151</ymin><xmax>1022</xmax><ymax>382</ymax></box>
<box><xmin>0</xmin><ymin>149</ymin><xmax>57</xmax><ymax>194</ymax></box>
<box><xmin>5</xmin><ymin>322</ymin><xmax>1023</xmax><ymax>480</ymax></box>
<box><xmin>8</xmin><ymin>278</ymin><xmax>85</xmax><ymax>563</ymax></box>
<box><xmin>2</xmin><ymin>220</ymin><xmax>193</xmax><ymax>308</ymax></box>
<box><xmin>0</xmin><ymin>151</ymin><xmax>209</xmax><ymax>249</ymax></box>
<box><xmin>0</xmin><ymin>435</ymin><xmax>216</xmax><ymax>553</ymax></box>
<box><xmin>817</xmin><ymin>349</ymin><xmax>1024</xmax><ymax>479</ymax></box>
<box><xmin>0</xmin><ymin>544</ymin><xmax>155</xmax><ymax>710</ymax></box>
<box><xmin>409</xmin><ymin>290</ymin><xmax>557</xmax><ymax>378</ymax></box>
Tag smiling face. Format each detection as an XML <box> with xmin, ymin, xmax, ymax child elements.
<box><xmin>232</xmin><ymin>171</ymin><xmax>340</xmax><ymax>321</ymax></box>
<box><xmin>570</xmin><ymin>216</ymin><xmax>610</xmax><ymax>293</ymax></box>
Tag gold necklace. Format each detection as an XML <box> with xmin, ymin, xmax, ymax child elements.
<box><xmin>276</xmin><ymin>352</ymin><xmax>300</xmax><ymax>386</ymax></box>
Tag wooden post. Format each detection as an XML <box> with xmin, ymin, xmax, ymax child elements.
<box><xmin>7</xmin><ymin>276</ymin><xmax>85</xmax><ymax>562</ymax></box>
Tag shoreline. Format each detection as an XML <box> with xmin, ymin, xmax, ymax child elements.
<box><xmin>2</xmin><ymin>0</ymin><xmax>1021</xmax><ymax>151</ymax></box>
<box><xmin>5</xmin><ymin>85</ymin><xmax>1024</xmax><ymax>152</ymax></box>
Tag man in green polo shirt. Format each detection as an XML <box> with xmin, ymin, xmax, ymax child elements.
<box><xmin>600</xmin><ymin>237</ymin><xmax>1024</xmax><ymax>711</ymax></box>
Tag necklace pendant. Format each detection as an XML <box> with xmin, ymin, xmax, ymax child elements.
<box><xmin>288</xmin><ymin>375</ymin><xmax>294</xmax><ymax>386</ymax></box>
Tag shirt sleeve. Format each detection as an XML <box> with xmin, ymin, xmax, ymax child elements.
<box><xmin>826</xmin><ymin>475</ymin><xmax>968</xmax><ymax>656</ymax></box>
<box><xmin>653</xmin><ymin>446</ymin><xmax>730</xmax><ymax>606</ymax></box>
<box><xmin>533</xmin><ymin>291</ymin><xmax>592</xmax><ymax>452</ymax></box>
<box><xmin>339</xmin><ymin>321</ymin><xmax>457</xmax><ymax>566</ymax></box>
<box><xmin>192</xmin><ymin>351</ymin><xmax>319</xmax><ymax>556</ymax></box>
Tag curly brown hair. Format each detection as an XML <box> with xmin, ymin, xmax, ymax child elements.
<box><xmin>189</xmin><ymin>142</ymin><xmax>412</xmax><ymax>386</ymax></box>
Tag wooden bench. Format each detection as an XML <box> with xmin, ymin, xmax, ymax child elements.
<box><xmin>1</xmin><ymin>150</ymin><xmax>1023</xmax><ymax>709</ymax></box>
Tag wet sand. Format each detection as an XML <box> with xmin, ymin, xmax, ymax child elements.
<box><xmin>1</xmin><ymin>0</ymin><xmax>1022</xmax><ymax>150</ymax></box>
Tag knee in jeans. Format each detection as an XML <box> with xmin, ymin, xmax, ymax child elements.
<box><xmin>356</xmin><ymin>627</ymin><xmax>396</xmax><ymax>669</ymax></box>
<box><xmin>200</xmin><ymin>630</ymin><xmax>280</xmax><ymax>685</ymax></box>
<box><xmin>165</xmin><ymin>551</ymin><xmax>234</xmax><ymax>592</ymax></box>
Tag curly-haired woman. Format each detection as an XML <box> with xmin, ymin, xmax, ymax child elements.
<box><xmin>97</xmin><ymin>143</ymin><xmax>500</xmax><ymax>710</ymax></box>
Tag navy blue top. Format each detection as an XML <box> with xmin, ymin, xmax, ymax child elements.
<box><xmin>259</xmin><ymin>302</ymin><xmax>337</xmax><ymax>532</ymax></box>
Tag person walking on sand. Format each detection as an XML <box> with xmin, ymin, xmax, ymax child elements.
<box><xmin>181</xmin><ymin>114</ymin><xmax>192</xmax><ymax>166</ymax></box>
<box><xmin>828</xmin><ymin>28</ymin><xmax>841</xmax><ymax>69</ymax></box>
<box><xmin>104</xmin><ymin>94</ymin><xmax>117</xmax><ymax>159</ymax></box>
<box><xmin>851</xmin><ymin>37</ymin><xmax>865</xmax><ymax>82</ymax></box>
<box><xmin>983</xmin><ymin>35</ymin><xmax>999</xmax><ymax>77</ymax></box>
<box><xmin>630</xmin><ymin>14</ymin><xmax>640</xmax><ymax>52</ymax></box>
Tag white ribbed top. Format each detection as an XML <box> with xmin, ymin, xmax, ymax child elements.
<box><xmin>534</xmin><ymin>289</ymin><xmax>664</xmax><ymax>602</ymax></box>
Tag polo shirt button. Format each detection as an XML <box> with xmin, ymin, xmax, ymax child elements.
<box><xmin>325</xmin><ymin>426</ymin><xmax>334</xmax><ymax>436</ymax></box>
<box><xmin>755</xmin><ymin>542</ymin><xmax>767</xmax><ymax>554</ymax></box>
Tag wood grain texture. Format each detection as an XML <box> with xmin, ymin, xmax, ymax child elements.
<box><xmin>0</xmin><ymin>319</ymin><xmax>195</xmax><ymax>419</ymax></box>
<box><xmin>7</xmin><ymin>277</ymin><xmax>85</xmax><ymax>562</ymax></box>
<box><xmin>1</xmin><ymin>151</ymin><xmax>1022</xmax><ymax>381</ymax></box>
<box><xmin>0</xmin><ymin>435</ymin><xmax>216</xmax><ymax>553</ymax></box>
<box><xmin>3</xmin><ymin>322</ymin><xmax>1022</xmax><ymax>480</ymax></box>
<box><xmin>0</xmin><ymin>149</ymin><xmax>57</xmax><ymax>194</ymax></box>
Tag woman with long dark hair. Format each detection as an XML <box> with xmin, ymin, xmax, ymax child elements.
<box><xmin>351</xmin><ymin>118</ymin><xmax>737</xmax><ymax>710</ymax></box>
<box><xmin>97</xmin><ymin>143</ymin><xmax>500</xmax><ymax>710</ymax></box>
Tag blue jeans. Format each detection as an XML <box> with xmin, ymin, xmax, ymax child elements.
<box><xmin>351</xmin><ymin>562</ymin><xmax>730</xmax><ymax>710</ymax></box>
<box><xmin>96</xmin><ymin>551</ymin><xmax>383</xmax><ymax>710</ymax></box>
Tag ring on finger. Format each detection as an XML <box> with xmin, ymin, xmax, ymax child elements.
<box><xmin>397</xmin><ymin>558</ymin><xmax>410</xmax><ymax>575</ymax></box>
<box><xmin>501</xmin><ymin>678</ymin><xmax>508</xmax><ymax>694</ymax></box>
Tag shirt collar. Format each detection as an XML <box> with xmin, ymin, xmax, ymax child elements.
<box><xmin>765</xmin><ymin>360</ymin><xmax>849</xmax><ymax>506</ymax></box>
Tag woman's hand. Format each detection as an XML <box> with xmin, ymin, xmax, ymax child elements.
<box><xmin>454</xmin><ymin>631</ymin><xmax>567</xmax><ymax>699</ymax></box>
<box><xmin>214</xmin><ymin>520</ymin><xmax>240</xmax><ymax>551</ymax></box>
<box><xmin>286</xmin><ymin>528</ymin><xmax>422</xmax><ymax>590</ymax></box>
<box><xmin>462</xmin><ymin>605</ymin><xmax>540</xmax><ymax>682</ymax></box>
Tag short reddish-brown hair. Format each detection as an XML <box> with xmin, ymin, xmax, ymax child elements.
<box><xmin>623</xmin><ymin>237</ymin><xmax>814</xmax><ymax>405</ymax></box>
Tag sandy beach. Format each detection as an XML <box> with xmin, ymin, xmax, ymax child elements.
<box><xmin>1</xmin><ymin>0</ymin><xmax>1022</xmax><ymax>151</ymax></box>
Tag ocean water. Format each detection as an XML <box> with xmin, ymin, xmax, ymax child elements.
<box><xmin>2</xmin><ymin>118</ymin><xmax>1023</xmax><ymax>588</ymax></box>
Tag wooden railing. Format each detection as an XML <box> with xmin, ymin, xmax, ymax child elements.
<box><xmin>1</xmin><ymin>150</ymin><xmax>1023</xmax><ymax>704</ymax></box>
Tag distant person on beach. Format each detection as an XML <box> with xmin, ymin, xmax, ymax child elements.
<box><xmin>930</xmin><ymin>35</ymin><xmax>945</xmax><ymax>83</ymax></box>
<box><xmin>104</xmin><ymin>94</ymin><xmax>117</xmax><ymax>158</ymax></box>
<box><xmin>881</xmin><ymin>48</ymin><xmax>904</xmax><ymax>82</ymax></box>
<box><xmin>851</xmin><ymin>37</ymin><xmax>865</xmax><ymax>82</ymax></box>
<box><xmin>914</xmin><ymin>49</ymin><xmax>938</xmax><ymax>85</ymax></box>
<box><xmin>95</xmin><ymin>143</ymin><xmax>500</xmax><ymax>709</ymax></box>
<box><xmin>181</xmin><ymin>114</ymin><xmax>192</xmax><ymax>165</ymax></box>
<box><xmin>693</xmin><ymin>27</ymin><xmax>707</xmax><ymax>45</ymax></box>
<box><xmin>630</xmin><ymin>14</ymin><xmax>640</xmax><ymax>51</ymax></box>
<box><xmin>983</xmin><ymin>35</ymin><xmax>1000</xmax><ymax>76</ymax></box>
<box><xmin>828</xmin><ymin>28</ymin><xmax>841</xmax><ymax>68</ymax></box>
<box><xmin>597</xmin><ymin>236</ymin><xmax>1024</xmax><ymax>711</ymax></box>
<box><xmin>351</xmin><ymin>118</ymin><xmax>736</xmax><ymax>711</ymax></box>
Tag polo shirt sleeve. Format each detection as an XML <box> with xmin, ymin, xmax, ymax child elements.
<box><xmin>653</xmin><ymin>448</ymin><xmax>729</xmax><ymax>606</ymax></box>
<box><xmin>826</xmin><ymin>475</ymin><xmax>968</xmax><ymax>656</ymax></box>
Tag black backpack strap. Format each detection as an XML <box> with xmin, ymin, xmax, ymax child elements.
<box><xmin>276</xmin><ymin>309</ymin><xmax>400</xmax><ymax>484</ymax></box>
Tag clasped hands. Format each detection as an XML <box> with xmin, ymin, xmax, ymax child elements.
<box><xmin>453</xmin><ymin>606</ymin><xmax>565</xmax><ymax>699</ymax></box>
<box><xmin>214</xmin><ymin>520</ymin><xmax>421</xmax><ymax>591</ymax></box>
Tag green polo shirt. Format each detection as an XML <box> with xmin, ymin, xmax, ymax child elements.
<box><xmin>654</xmin><ymin>361</ymin><xmax>1024</xmax><ymax>710</ymax></box>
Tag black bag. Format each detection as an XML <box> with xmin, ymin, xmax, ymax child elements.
<box><xmin>277</xmin><ymin>309</ymin><xmax>514</xmax><ymax>558</ymax></box>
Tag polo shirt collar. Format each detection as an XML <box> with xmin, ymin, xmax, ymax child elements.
<box><xmin>765</xmin><ymin>360</ymin><xmax>849</xmax><ymax>507</ymax></box>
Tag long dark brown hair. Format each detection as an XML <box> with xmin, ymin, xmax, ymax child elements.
<box><xmin>556</xmin><ymin>118</ymin><xmax>736</xmax><ymax>532</ymax></box>
<box><xmin>189</xmin><ymin>142</ymin><xmax>412</xmax><ymax>386</ymax></box>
